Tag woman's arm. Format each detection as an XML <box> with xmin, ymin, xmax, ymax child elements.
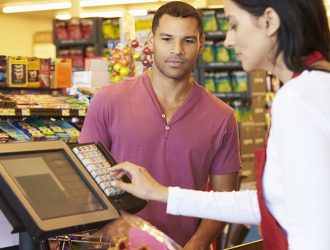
<box><xmin>109</xmin><ymin>162</ymin><xmax>260</xmax><ymax>225</ymax></box>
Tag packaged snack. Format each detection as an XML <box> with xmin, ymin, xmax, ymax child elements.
<box><xmin>215</xmin><ymin>42</ymin><xmax>230</xmax><ymax>63</ymax></box>
<box><xmin>39</xmin><ymin>58</ymin><xmax>51</xmax><ymax>88</ymax></box>
<box><xmin>68</xmin><ymin>18</ymin><xmax>82</xmax><ymax>40</ymax></box>
<box><xmin>216</xmin><ymin>12</ymin><xmax>229</xmax><ymax>32</ymax></box>
<box><xmin>27</xmin><ymin>57</ymin><xmax>40</xmax><ymax>88</ymax></box>
<box><xmin>232</xmin><ymin>71</ymin><xmax>248</xmax><ymax>92</ymax></box>
<box><xmin>7</xmin><ymin>56</ymin><xmax>28</xmax><ymax>87</ymax></box>
<box><xmin>228</xmin><ymin>48</ymin><xmax>239</xmax><ymax>62</ymax></box>
<box><xmin>0</xmin><ymin>121</ymin><xmax>31</xmax><ymax>142</ymax></box>
<box><xmin>0</xmin><ymin>55</ymin><xmax>6</xmax><ymax>87</ymax></box>
<box><xmin>70</xmin><ymin>48</ymin><xmax>84</xmax><ymax>69</ymax></box>
<box><xmin>202</xmin><ymin>11</ymin><xmax>218</xmax><ymax>32</ymax></box>
<box><xmin>102</xmin><ymin>19</ymin><xmax>120</xmax><ymax>40</ymax></box>
<box><xmin>55</xmin><ymin>20</ymin><xmax>68</xmax><ymax>40</ymax></box>
<box><xmin>80</xmin><ymin>18</ymin><xmax>94</xmax><ymax>39</ymax></box>
<box><xmin>215</xmin><ymin>72</ymin><xmax>232</xmax><ymax>93</ymax></box>
<box><xmin>204</xmin><ymin>72</ymin><xmax>216</xmax><ymax>92</ymax></box>
<box><xmin>202</xmin><ymin>41</ymin><xmax>215</xmax><ymax>63</ymax></box>
<box><xmin>51</xmin><ymin>58</ymin><xmax>72</xmax><ymax>88</ymax></box>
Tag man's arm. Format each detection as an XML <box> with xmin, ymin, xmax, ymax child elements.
<box><xmin>183</xmin><ymin>172</ymin><xmax>239</xmax><ymax>250</ymax></box>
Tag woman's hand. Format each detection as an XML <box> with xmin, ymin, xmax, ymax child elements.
<box><xmin>109</xmin><ymin>161</ymin><xmax>169</xmax><ymax>203</ymax></box>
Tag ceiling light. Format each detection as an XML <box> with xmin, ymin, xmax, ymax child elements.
<box><xmin>3</xmin><ymin>2</ymin><xmax>71</xmax><ymax>13</ymax></box>
<box><xmin>55</xmin><ymin>13</ymin><xmax>72</xmax><ymax>20</ymax></box>
<box><xmin>80</xmin><ymin>0</ymin><xmax>158</xmax><ymax>7</ymax></box>
<box><xmin>80</xmin><ymin>11</ymin><xmax>123</xmax><ymax>18</ymax></box>
<box><xmin>129</xmin><ymin>9</ymin><xmax>148</xmax><ymax>16</ymax></box>
<box><xmin>56</xmin><ymin>11</ymin><xmax>125</xmax><ymax>20</ymax></box>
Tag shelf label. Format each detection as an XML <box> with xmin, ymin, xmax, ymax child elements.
<box><xmin>0</xmin><ymin>109</ymin><xmax>15</xmax><ymax>116</ymax></box>
<box><xmin>78</xmin><ymin>109</ymin><xmax>86</xmax><ymax>117</ymax></box>
<box><xmin>21</xmin><ymin>109</ymin><xmax>31</xmax><ymax>116</ymax></box>
<box><xmin>62</xmin><ymin>109</ymin><xmax>70</xmax><ymax>116</ymax></box>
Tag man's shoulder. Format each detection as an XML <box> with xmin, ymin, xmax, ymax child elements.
<box><xmin>194</xmin><ymin>83</ymin><xmax>233</xmax><ymax>114</ymax></box>
<box><xmin>96</xmin><ymin>74</ymin><xmax>147</xmax><ymax>96</ymax></box>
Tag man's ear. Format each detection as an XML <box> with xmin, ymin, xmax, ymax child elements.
<box><xmin>147</xmin><ymin>31</ymin><xmax>154</xmax><ymax>49</ymax></box>
<box><xmin>199</xmin><ymin>34</ymin><xmax>205</xmax><ymax>54</ymax></box>
<box><xmin>263</xmin><ymin>7</ymin><xmax>280</xmax><ymax>36</ymax></box>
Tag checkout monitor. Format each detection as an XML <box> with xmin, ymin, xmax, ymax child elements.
<box><xmin>0</xmin><ymin>141</ymin><xmax>119</xmax><ymax>238</ymax></box>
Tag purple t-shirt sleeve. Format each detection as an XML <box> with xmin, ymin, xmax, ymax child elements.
<box><xmin>78</xmin><ymin>88</ymin><xmax>112</xmax><ymax>148</ymax></box>
<box><xmin>210</xmin><ymin>113</ymin><xmax>241</xmax><ymax>175</ymax></box>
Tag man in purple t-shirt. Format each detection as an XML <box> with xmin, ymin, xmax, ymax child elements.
<box><xmin>79</xmin><ymin>1</ymin><xmax>241</xmax><ymax>249</ymax></box>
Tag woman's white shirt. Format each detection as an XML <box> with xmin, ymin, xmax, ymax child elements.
<box><xmin>167</xmin><ymin>70</ymin><xmax>330</xmax><ymax>250</ymax></box>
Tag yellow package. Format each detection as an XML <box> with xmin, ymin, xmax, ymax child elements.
<box><xmin>27</xmin><ymin>57</ymin><xmax>41</xmax><ymax>88</ymax></box>
<box><xmin>7</xmin><ymin>56</ymin><xmax>28</xmax><ymax>87</ymax></box>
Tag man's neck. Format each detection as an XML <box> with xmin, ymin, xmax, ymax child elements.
<box><xmin>147</xmin><ymin>70</ymin><xmax>194</xmax><ymax>104</ymax></box>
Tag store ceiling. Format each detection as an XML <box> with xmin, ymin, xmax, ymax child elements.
<box><xmin>1</xmin><ymin>0</ymin><xmax>327</xmax><ymax>19</ymax></box>
<box><xmin>0</xmin><ymin>0</ymin><xmax>206</xmax><ymax>18</ymax></box>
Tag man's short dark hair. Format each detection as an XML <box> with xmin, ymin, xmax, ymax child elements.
<box><xmin>152</xmin><ymin>1</ymin><xmax>203</xmax><ymax>36</ymax></box>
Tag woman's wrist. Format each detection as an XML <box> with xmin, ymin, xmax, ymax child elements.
<box><xmin>156</xmin><ymin>185</ymin><xmax>169</xmax><ymax>203</ymax></box>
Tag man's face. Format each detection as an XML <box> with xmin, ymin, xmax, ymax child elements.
<box><xmin>148</xmin><ymin>14</ymin><xmax>204</xmax><ymax>81</ymax></box>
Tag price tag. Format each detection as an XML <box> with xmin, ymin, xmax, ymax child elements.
<box><xmin>22</xmin><ymin>109</ymin><xmax>31</xmax><ymax>116</ymax></box>
<box><xmin>0</xmin><ymin>109</ymin><xmax>15</xmax><ymax>116</ymax></box>
<box><xmin>62</xmin><ymin>109</ymin><xmax>70</xmax><ymax>116</ymax></box>
<box><xmin>78</xmin><ymin>109</ymin><xmax>86</xmax><ymax>117</ymax></box>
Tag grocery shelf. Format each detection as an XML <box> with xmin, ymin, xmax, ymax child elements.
<box><xmin>0</xmin><ymin>108</ymin><xmax>87</xmax><ymax>117</ymax></box>
<box><xmin>213</xmin><ymin>92</ymin><xmax>251</xmax><ymax>99</ymax></box>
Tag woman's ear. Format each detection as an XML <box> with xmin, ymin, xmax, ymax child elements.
<box><xmin>263</xmin><ymin>7</ymin><xmax>280</xmax><ymax>36</ymax></box>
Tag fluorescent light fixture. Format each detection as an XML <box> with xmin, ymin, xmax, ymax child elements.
<box><xmin>129</xmin><ymin>9</ymin><xmax>148</xmax><ymax>16</ymax></box>
<box><xmin>3</xmin><ymin>2</ymin><xmax>71</xmax><ymax>13</ymax></box>
<box><xmin>56</xmin><ymin>10</ymin><xmax>125</xmax><ymax>19</ymax></box>
<box><xmin>80</xmin><ymin>11</ymin><xmax>123</xmax><ymax>18</ymax></box>
<box><xmin>55</xmin><ymin>13</ymin><xmax>72</xmax><ymax>20</ymax></box>
<box><xmin>80</xmin><ymin>0</ymin><xmax>158</xmax><ymax>7</ymax></box>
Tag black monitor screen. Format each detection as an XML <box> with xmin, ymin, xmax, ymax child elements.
<box><xmin>0</xmin><ymin>150</ymin><xmax>105</xmax><ymax>220</ymax></box>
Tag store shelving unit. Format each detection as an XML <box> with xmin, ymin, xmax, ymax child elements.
<box><xmin>53</xmin><ymin>18</ymin><xmax>120</xmax><ymax>71</ymax></box>
<box><xmin>197</xmin><ymin>9</ymin><xmax>251</xmax><ymax>101</ymax></box>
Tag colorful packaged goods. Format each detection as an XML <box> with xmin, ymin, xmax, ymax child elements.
<box><xmin>232</xmin><ymin>71</ymin><xmax>248</xmax><ymax>92</ymax></box>
<box><xmin>39</xmin><ymin>58</ymin><xmax>51</xmax><ymax>88</ymax></box>
<box><xmin>7</xmin><ymin>56</ymin><xmax>28</xmax><ymax>87</ymax></box>
<box><xmin>0</xmin><ymin>121</ymin><xmax>31</xmax><ymax>142</ymax></box>
<box><xmin>51</xmin><ymin>58</ymin><xmax>72</xmax><ymax>88</ymax></box>
<box><xmin>0</xmin><ymin>55</ymin><xmax>7</xmax><ymax>87</ymax></box>
<box><xmin>27</xmin><ymin>57</ymin><xmax>41</xmax><ymax>88</ymax></box>
<box><xmin>215</xmin><ymin>72</ymin><xmax>232</xmax><ymax>93</ymax></box>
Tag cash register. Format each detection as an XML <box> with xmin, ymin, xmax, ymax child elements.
<box><xmin>0</xmin><ymin>141</ymin><xmax>147</xmax><ymax>250</ymax></box>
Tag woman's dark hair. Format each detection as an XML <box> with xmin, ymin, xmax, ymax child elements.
<box><xmin>152</xmin><ymin>1</ymin><xmax>203</xmax><ymax>37</ymax></box>
<box><xmin>232</xmin><ymin>0</ymin><xmax>330</xmax><ymax>72</ymax></box>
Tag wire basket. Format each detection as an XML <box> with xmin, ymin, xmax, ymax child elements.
<box><xmin>49</xmin><ymin>231</ymin><xmax>114</xmax><ymax>250</ymax></box>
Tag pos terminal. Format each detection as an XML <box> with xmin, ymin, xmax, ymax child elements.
<box><xmin>0</xmin><ymin>141</ymin><xmax>146</xmax><ymax>250</ymax></box>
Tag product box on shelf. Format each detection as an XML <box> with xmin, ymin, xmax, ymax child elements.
<box><xmin>51</xmin><ymin>58</ymin><xmax>72</xmax><ymax>88</ymax></box>
<box><xmin>7</xmin><ymin>56</ymin><xmax>28</xmax><ymax>87</ymax></box>
<box><xmin>27</xmin><ymin>57</ymin><xmax>41</xmax><ymax>88</ymax></box>
<box><xmin>0</xmin><ymin>55</ymin><xmax>7</xmax><ymax>87</ymax></box>
<box><xmin>39</xmin><ymin>58</ymin><xmax>51</xmax><ymax>88</ymax></box>
<box><xmin>240</xmin><ymin>154</ymin><xmax>256</xmax><ymax>182</ymax></box>
<box><xmin>0</xmin><ymin>121</ymin><xmax>31</xmax><ymax>142</ymax></box>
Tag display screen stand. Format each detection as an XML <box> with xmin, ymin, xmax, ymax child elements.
<box><xmin>0</xmin><ymin>141</ymin><xmax>121</xmax><ymax>250</ymax></box>
<box><xmin>19</xmin><ymin>232</ymin><xmax>50</xmax><ymax>250</ymax></box>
